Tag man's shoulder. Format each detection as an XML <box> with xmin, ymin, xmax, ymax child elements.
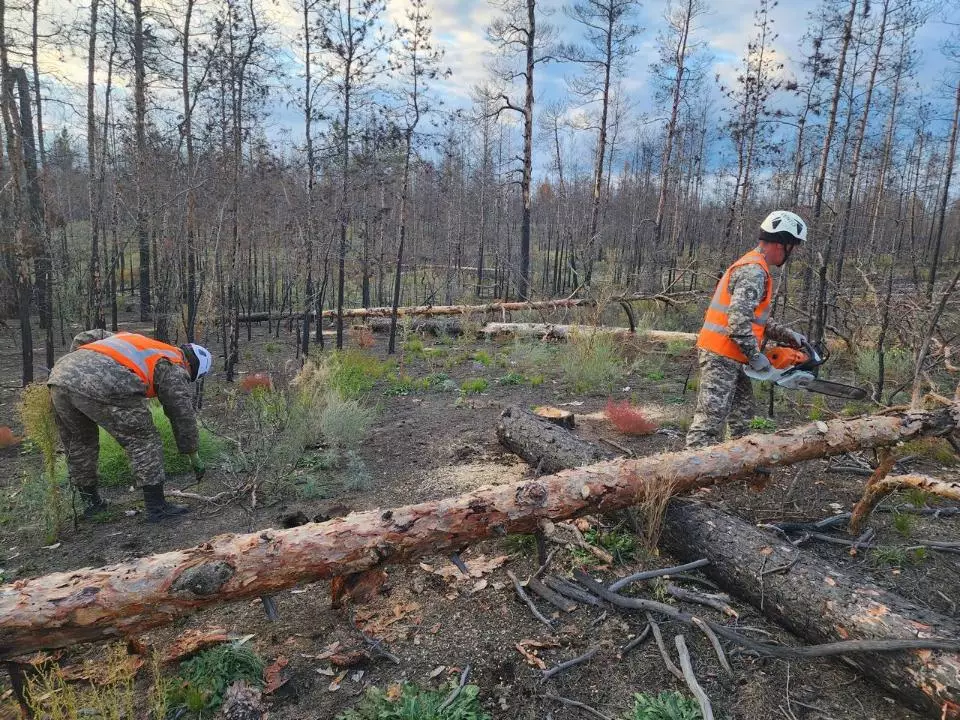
<box><xmin>729</xmin><ymin>262</ymin><xmax>768</xmax><ymax>286</ymax></box>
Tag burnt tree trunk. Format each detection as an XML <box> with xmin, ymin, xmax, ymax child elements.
<box><xmin>0</xmin><ymin>404</ymin><xmax>958</xmax><ymax>659</ymax></box>
<box><xmin>497</xmin><ymin>406</ymin><xmax>615</xmax><ymax>474</ymax></box>
<box><xmin>660</xmin><ymin>502</ymin><xmax>960</xmax><ymax>719</ymax></box>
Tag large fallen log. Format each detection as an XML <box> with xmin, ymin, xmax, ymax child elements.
<box><xmin>496</xmin><ymin>407</ymin><xmax>960</xmax><ymax>719</ymax></box>
<box><xmin>361</xmin><ymin>318</ymin><xmax>698</xmax><ymax>347</ymax></box>
<box><xmin>0</xmin><ymin>403</ymin><xmax>957</xmax><ymax>659</ymax></box>
<box><xmin>237</xmin><ymin>294</ymin><xmax>682</xmax><ymax>323</ymax></box>
<box><xmin>660</xmin><ymin>503</ymin><xmax>960</xmax><ymax>719</ymax></box>
<box><xmin>480</xmin><ymin>322</ymin><xmax>696</xmax><ymax>345</ymax></box>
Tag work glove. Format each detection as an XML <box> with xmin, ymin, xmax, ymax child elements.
<box><xmin>749</xmin><ymin>353</ymin><xmax>772</xmax><ymax>374</ymax></box>
<box><xmin>785</xmin><ymin>329</ymin><xmax>808</xmax><ymax>348</ymax></box>
<box><xmin>189</xmin><ymin>452</ymin><xmax>206</xmax><ymax>483</ymax></box>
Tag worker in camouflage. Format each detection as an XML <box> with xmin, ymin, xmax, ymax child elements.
<box><xmin>48</xmin><ymin>331</ymin><xmax>214</xmax><ymax>522</ymax></box>
<box><xmin>686</xmin><ymin>211</ymin><xmax>809</xmax><ymax>449</ymax></box>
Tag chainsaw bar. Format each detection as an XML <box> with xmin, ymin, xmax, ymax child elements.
<box><xmin>801</xmin><ymin>378</ymin><xmax>867</xmax><ymax>400</ymax></box>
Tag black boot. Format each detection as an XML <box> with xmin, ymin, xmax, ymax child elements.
<box><xmin>76</xmin><ymin>486</ymin><xmax>108</xmax><ymax>519</ymax></box>
<box><xmin>143</xmin><ymin>484</ymin><xmax>190</xmax><ymax>523</ymax></box>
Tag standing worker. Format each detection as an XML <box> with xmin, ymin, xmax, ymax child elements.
<box><xmin>48</xmin><ymin>331</ymin><xmax>212</xmax><ymax>522</ymax></box>
<box><xmin>686</xmin><ymin>211</ymin><xmax>808</xmax><ymax>449</ymax></box>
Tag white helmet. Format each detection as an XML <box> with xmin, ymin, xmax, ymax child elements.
<box><xmin>181</xmin><ymin>343</ymin><xmax>213</xmax><ymax>380</ymax></box>
<box><xmin>760</xmin><ymin>210</ymin><xmax>807</xmax><ymax>244</ymax></box>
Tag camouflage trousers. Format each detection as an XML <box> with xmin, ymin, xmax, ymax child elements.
<box><xmin>685</xmin><ymin>350</ymin><xmax>756</xmax><ymax>449</ymax></box>
<box><xmin>49</xmin><ymin>386</ymin><xmax>165</xmax><ymax>489</ymax></box>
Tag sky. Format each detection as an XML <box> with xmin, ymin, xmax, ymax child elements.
<box><xmin>17</xmin><ymin>0</ymin><xmax>960</xmax><ymax>170</ymax></box>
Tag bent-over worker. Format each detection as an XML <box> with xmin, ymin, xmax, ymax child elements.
<box><xmin>685</xmin><ymin>211</ymin><xmax>808</xmax><ymax>449</ymax></box>
<box><xmin>48</xmin><ymin>331</ymin><xmax>212</xmax><ymax>522</ymax></box>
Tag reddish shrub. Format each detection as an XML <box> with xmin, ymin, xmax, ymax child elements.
<box><xmin>240</xmin><ymin>373</ymin><xmax>274</xmax><ymax>393</ymax></box>
<box><xmin>605</xmin><ymin>399</ymin><xmax>658</xmax><ymax>436</ymax></box>
<box><xmin>0</xmin><ymin>426</ymin><xmax>20</xmax><ymax>448</ymax></box>
<box><xmin>348</xmin><ymin>325</ymin><xmax>375</xmax><ymax>350</ymax></box>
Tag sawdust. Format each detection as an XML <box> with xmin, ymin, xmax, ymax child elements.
<box><xmin>415</xmin><ymin>460</ymin><xmax>531</xmax><ymax>498</ymax></box>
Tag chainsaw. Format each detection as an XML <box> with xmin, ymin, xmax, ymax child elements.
<box><xmin>744</xmin><ymin>340</ymin><xmax>867</xmax><ymax>400</ymax></box>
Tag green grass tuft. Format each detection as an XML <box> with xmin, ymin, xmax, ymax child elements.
<box><xmin>558</xmin><ymin>333</ymin><xmax>624</xmax><ymax>394</ymax></box>
<box><xmin>461</xmin><ymin>378</ymin><xmax>489</xmax><ymax>395</ymax></box>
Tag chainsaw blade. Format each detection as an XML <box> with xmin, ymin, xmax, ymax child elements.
<box><xmin>802</xmin><ymin>378</ymin><xmax>867</xmax><ymax>400</ymax></box>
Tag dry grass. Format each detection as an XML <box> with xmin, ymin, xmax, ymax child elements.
<box><xmin>635</xmin><ymin>472</ymin><xmax>678</xmax><ymax>551</ymax></box>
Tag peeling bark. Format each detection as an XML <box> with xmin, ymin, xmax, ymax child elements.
<box><xmin>0</xmin><ymin>403</ymin><xmax>957</xmax><ymax>659</ymax></box>
<box><xmin>850</xmin><ymin>474</ymin><xmax>960</xmax><ymax>535</ymax></box>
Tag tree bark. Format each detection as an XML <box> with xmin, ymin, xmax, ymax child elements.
<box><xmin>1</xmin><ymin>403</ymin><xmax>958</xmax><ymax>659</ymax></box>
<box><xmin>660</xmin><ymin>502</ymin><xmax>960</xmax><ymax>720</ymax></box>
<box><xmin>497</xmin><ymin>406</ymin><xmax>615</xmax><ymax>474</ymax></box>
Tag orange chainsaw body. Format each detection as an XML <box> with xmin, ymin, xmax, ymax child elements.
<box><xmin>765</xmin><ymin>346</ymin><xmax>809</xmax><ymax>370</ymax></box>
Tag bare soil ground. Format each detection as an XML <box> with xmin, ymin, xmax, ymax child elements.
<box><xmin>0</xmin><ymin>314</ymin><xmax>957</xmax><ymax>720</ymax></box>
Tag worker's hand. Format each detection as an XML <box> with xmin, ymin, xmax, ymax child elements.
<box><xmin>748</xmin><ymin>353</ymin><xmax>772</xmax><ymax>374</ymax></box>
<box><xmin>189</xmin><ymin>452</ymin><xmax>206</xmax><ymax>482</ymax></box>
<box><xmin>785</xmin><ymin>329</ymin><xmax>808</xmax><ymax>348</ymax></box>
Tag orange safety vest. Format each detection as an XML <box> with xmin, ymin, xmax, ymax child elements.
<box><xmin>78</xmin><ymin>332</ymin><xmax>188</xmax><ymax>397</ymax></box>
<box><xmin>696</xmin><ymin>248</ymin><xmax>772</xmax><ymax>363</ymax></box>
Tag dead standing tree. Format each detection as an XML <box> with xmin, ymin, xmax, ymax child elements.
<box><xmin>486</xmin><ymin>0</ymin><xmax>550</xmax><ymax>300</ymax></box>
<box><xmin>317</xmin><ymin>0</ymin><xmax>392</xmax><ymax>350</ymax></box>
<box><xmin>387</xmin><ymin>0</ymin><xmax>445</xmax><ymax>355</ymax></box>
<box><xmin>556</xmin><ymin>0</ymin><xmax>642</xmax><ymax>287</ymax></box>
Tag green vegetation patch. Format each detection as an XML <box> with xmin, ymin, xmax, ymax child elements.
<box><xmin>337</xmin><ymin>681</ymin><xmax>491</xmax><ymax>720</ymax></box>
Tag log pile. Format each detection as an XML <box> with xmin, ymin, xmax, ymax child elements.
<box><xmin>0</xmin><ymin>403</ymin><xmax>957</xmax><ymax>661</ymax></box>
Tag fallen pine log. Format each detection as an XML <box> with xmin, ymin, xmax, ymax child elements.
<box><xmin>237</xmin><ymin>294</ymin><xmax>683</xmax><ymax>323</ymax></box>
<box><xmin>496</xmin><ymin>407</ymin><xmax>960</xmax><ymax>719</ymax></box>
<box><xmin>479</xmin><ymin>322</ymin><xmax>696</xmax><ymax>346</ymax></box>
<box><xmin>0</xmin><ymin>403</ymin><xmax>957</xmax><ymax>660</ymax></box>
<box><xmin>660</xmin><ymin>502</ymin><xmax>960</xmax><ymax>719</ymax></box>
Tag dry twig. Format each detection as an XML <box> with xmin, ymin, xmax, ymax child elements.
<box><xmin>675</xmin><ymin>635</ymin><xmax>715</xmax><ymax>720</ymax></box>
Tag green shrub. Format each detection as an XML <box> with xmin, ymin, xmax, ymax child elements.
<box><xmin>625</xmin><ymin>691</ymin><xmax>702</xmax><ymax>720</ymax></box>
<box><xmin>330</xmin><ymin>350</ymin><xmax>393</xmax><ymax>398</ymax></box>
<box><xmin>461</xmin><ymin>378</ymin><xmax>489</xmax><ymax>395</ymax></box>
<box><xmin>499</xmin><ymin>372</ymin><xmax>526</xmax><ymax>385</ymax></box>
<box><xmin>384</xmin><ymin>374</ymin><xmax>426</xmax><ymax>396</ymax></box>
<box><xmin>321</xmin><ymin>394</ymin><xmax>375</xmax><ymax>453</ymax></box>
<box><xmin>94</xmin><ymin>403</ymin><xmax>223</xmax><ymax>487</ymax></box>
<box><xmin>168</xmin><ymin>643</ymin><xmax>265</xmax><ymax>716</ymax></box>
<box><xmin>264</xmin><ymin>342</ymin><xmax>280</xmax><ymax>354</ymax></box>
<box><xmin>337</xmin><ymin>681</ymin><xmax>491</xmax><ymax>720</ymax></box>
<box><xmin>558</xmin><ymin>333</ymin><xmax>624</xmax><ymax>394</ymax></box>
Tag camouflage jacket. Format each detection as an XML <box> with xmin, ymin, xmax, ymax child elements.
<box><xmin>726</xmin><ymin>263</ymin><xmax>795</xmax><ymax>362</ymax></box>
<box><xmin>49</xmin><ymin>342</ymin><xmax>199</xmax><ymax>455</ymax></box>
